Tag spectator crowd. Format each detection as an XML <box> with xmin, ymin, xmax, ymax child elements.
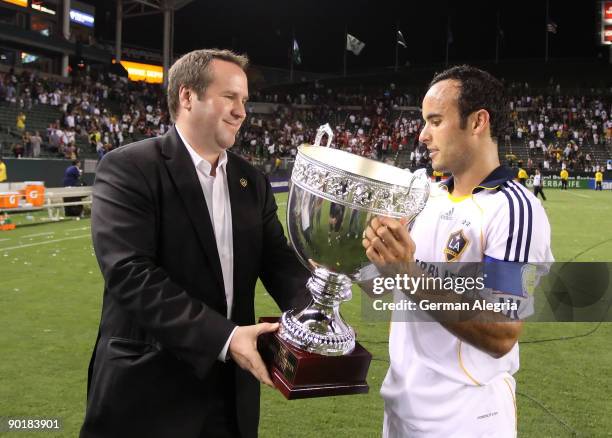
<box><xmin>1</xmin><ymin>69</ymin><xmax>610</xmax><ymax>174</ymax></box>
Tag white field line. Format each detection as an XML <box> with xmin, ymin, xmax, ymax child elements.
<box><xmin>21</xmin><ymin>231</ymin><xmax>55</xmax><ymax>238</ymax></box>
<box><xmin>63</xmin><ymin>226</ymin><xmax>90</xmax><ymax>233</ymax></box>
<box><xmin>565</xmin><ymin>191</ymin><xmax>591</xmax><ymax>199</ymax></box>
<box><xmin>0</xmin><ymin>234</ymin><xmax>90</xmax><ymax>251</ymax></box>
<box><xmin>11</xmin><ymin>226</ymin><xmax>89</xmax><ymax>242</ymax></box>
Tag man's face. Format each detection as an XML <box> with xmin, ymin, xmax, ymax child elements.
<box><xmin>418</xmin><ymin>79</ymin><xmax>472</xmax><ymax>173</ymax></box>
<box><xmin>184</xmin><ymin>59</ymin><xmax>248</xmax><ymax>152</ymax></box>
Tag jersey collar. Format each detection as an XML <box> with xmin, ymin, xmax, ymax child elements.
<box><xmin>440</xmin><ymin>166</ymin><xmax>515</xmax><ymax>194</ymax></box>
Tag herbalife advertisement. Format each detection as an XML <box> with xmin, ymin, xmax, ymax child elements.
<box><xmin>526</xmin><ymin>176</ymin><xmax>610</xmax><ymax>190</ymax></box>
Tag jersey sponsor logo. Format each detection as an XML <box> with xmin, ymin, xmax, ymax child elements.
<box><xmin>443</xmin><ymin>229</ymin><xmax>469</xmax><ymax>262</ymax></box>
<box><xmin>440</xmin><ymin>207</ymin><xmax>454</xmax><ymax>220</ymax></box>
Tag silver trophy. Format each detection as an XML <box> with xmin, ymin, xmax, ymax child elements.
<box><xmin>279</xmin><ymin>124</ymin><xmax>430</xmax><ymax>356</ymax></box>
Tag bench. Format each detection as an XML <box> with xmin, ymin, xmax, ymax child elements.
<box><xmin>0</xmin><ymin>185</ymin><xmax>92</xmax><ymax>221</ymax></box>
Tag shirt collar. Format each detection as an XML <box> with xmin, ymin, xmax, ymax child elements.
<box><xmin>440</xmin><ymin>166</ymin><xmax>515</xmax><ymax>194</ymax></box>
<box><xmin>176</xmin><ymin>125</ymin><xmax>227</xmax><ymax>177</ymax></box>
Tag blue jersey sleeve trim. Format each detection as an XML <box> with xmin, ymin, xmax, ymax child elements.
<box><xmin>483</xmin><ymin>255</ymin><xmax>526</xmax><ymax>297</ymax></box>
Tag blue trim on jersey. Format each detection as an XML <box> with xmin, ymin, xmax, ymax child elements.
<box><xmin>440</xmin><ymin>165</ymin><xmax>515</xmax><ymax>193</ymax></box>
<box><xmin>500</xmin><ymin>181</ymin><xmax>537</xmax><ymax>263</ymax></box>
<box><xmin>483</xmin><ymin>255</ymin><xmax>525</xmax><ymax>297</ymax></box>
<box><xmin>506</xmin><ymin>183</ymin><xmax>525</xmax><ymax>263</ymax></box>
<box><xmin>499</xmin><ymin>187</ymin><xmax>515</xmax><ymax>261</ymax></box>
<box><xmin>510</xmin><ymin>181</ymin><xmax>534</xmax><ymax>262</ymax></box>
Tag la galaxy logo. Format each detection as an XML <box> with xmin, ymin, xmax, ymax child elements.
<box><xmin>443</xmin><ymin>230</ymin><xmax>469</xmax><ymax>262</ymax></box>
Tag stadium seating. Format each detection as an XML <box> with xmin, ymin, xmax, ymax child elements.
<box><xmin>1</xmin><ymin>70</ymin><xmax>610</xmax><ymax>174</ymax></box>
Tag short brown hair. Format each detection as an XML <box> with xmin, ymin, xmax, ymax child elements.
<box><xmin>167</xmin><ymin>49</ymin><xmax>249</xmax><ymax>122</ymax></box>
<box><xmin>429</xmin><ymin>65</ymin><xmax>508</xmax><ymax>142</ymax></box>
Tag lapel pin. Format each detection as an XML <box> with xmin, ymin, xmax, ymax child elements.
<box><xmin>240</xmin><ymin>178</ymin><xmax>248</xmax><ymax>188</ymax></box>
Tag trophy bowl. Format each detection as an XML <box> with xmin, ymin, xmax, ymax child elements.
<box><xmin>278</xmin><ymin>124</ymin><xmax>430</xmax><ymax>356</ymax></box>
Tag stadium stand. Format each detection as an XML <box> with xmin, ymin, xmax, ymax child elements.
<box><xmin>1</xmin><ymin>68</ymin><xmax>610</xmax><ymax>175</ymax></box>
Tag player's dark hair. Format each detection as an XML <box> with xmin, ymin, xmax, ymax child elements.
<box><xmin>429</xmin><ymin>65</ymin><xmax>508</xmax><ymax>143</ymax></box>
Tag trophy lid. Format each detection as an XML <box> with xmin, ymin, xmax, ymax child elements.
<box><xmin>298</xmin><ymin>145</ymin><xmax>412</xmax><ymax>188</ymax></box>
<box><xmin>290</xmin><ymin>124</ymin><xmax>429</xmax><ymax>218</ymax></box>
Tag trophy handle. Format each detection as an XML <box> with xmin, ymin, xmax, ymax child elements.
<box><xmin>314</xmin><ymin>123</ymin><xmax>334</xmax><ymax>147</ymax></box>
<box><xmin>405</xmin><ymin>168</ymin><xmax>431</xmax><ymax>225</ymax></box>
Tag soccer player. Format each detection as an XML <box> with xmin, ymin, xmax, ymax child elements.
<box><xmin>532</xmin><ymin>168</ymin><xmax>546</xmax><ymax>200</ymax></box>
<box><xmin>595</xmin><ymin>168</ymin><xmax>603</xmax><ymax>191</ymax></box>
<box><xmin>560</xmin><ymin>167</ymin><xmax>569</xmax><ymax>190</ymax></box>
<box><xmin>362</xmin><ymin>65</ymin><xmax>553</xmax><ymax>437</ymax></box>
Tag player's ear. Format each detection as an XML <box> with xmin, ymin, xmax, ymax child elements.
<box><xmin>471</xmin><ymin>109</ymin><xmax>490</xmax><ymax>136</ymax></box>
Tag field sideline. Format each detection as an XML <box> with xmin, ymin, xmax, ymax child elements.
<box><xmin>0</xmin><ymin>189</ymin><xmax>611</xmax><ymax>437</ymax></box>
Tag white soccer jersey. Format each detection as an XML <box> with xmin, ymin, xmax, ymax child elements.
<box><xmin>381</xmin><ymin>166</ymin><xmax>553</xmax><ymax>437</ymax></box>
<box><xmin>533</xmin><ymin>173</ymin><xmax>542</xmax><ymax>187</ymax></box>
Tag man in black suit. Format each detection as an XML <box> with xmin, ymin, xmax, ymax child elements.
<box><xmin>80</xmin><ymin>49</ymin><xmax>310</xmax><ymax>438</ymax></box>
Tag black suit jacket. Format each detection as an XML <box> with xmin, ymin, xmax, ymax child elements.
<box><xmin>80</xmin><ymin>127</ymin><xmax>310</xmax><ymax>438</ymax></box>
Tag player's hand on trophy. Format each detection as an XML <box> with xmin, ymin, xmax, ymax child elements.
<box><xmin>362</xmin><ymin>216</ymin><xmax>416</xmax><ymax>276</ymax></box>
<box><xmin>229</xmin><ymin>322</ymin><xmax>278</xmax><ymax>387</ymax></box>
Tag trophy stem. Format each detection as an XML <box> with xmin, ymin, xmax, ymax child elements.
<box><xmin>278</xmin><ymin>268</ymin><xmax>356</xmax><ymax>356</ymax></box>
<box><xmin>306</xmin><ymin>269</ymin><xmax>352</xmax><ymax>305</ymax></box>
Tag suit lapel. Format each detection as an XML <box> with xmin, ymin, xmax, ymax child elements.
<box><xmin>161</xmin><ymin>127</ymin><xmax>225</xmax><ymax>293</ymax></box>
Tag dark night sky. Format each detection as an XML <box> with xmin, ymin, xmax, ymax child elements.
<box><xmin>87</xmin><ymin>0</ymin><xmax>608</xmax><ymax>73</ymax></box>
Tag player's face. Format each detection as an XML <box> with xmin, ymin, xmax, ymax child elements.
<box><xmin>419</xmin><ymin>79</ymin><xmax>472</xmax><ymax>173</ymax></box>
<box><xmin>188</xmin><ymin>59</ymin><xmax>248</xmax><ymax>152</ymax></box>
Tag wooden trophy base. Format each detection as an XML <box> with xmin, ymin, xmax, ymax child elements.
<box><xmin>257</xmin><ymin>317</ymin><xmax>372</xmax><ymax>400</ymax></box>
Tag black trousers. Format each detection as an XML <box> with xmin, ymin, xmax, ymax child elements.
<box><xmin>199</xmin><ymin>363</ymin><xmax>241</xmax><ymax>438</ymax></box>
<box><xmin>533</xmin><ymin>185</ymin><xmax>546</xmax><ymax>200</ymax></box>
<box><xmin>64</xmin><ymin>196</ymin><xmax>84</xmax><ymax>216</ymax></box>
<box><xmin>561</xmin><ymin>180</ymin><xmax>568</xmax><ymax>190</ymax></box>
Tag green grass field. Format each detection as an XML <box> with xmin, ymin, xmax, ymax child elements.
<box><xmin>1</xmin><ymin>189</ymin><xmax>611</xmax><ymax>437</ymax></box>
